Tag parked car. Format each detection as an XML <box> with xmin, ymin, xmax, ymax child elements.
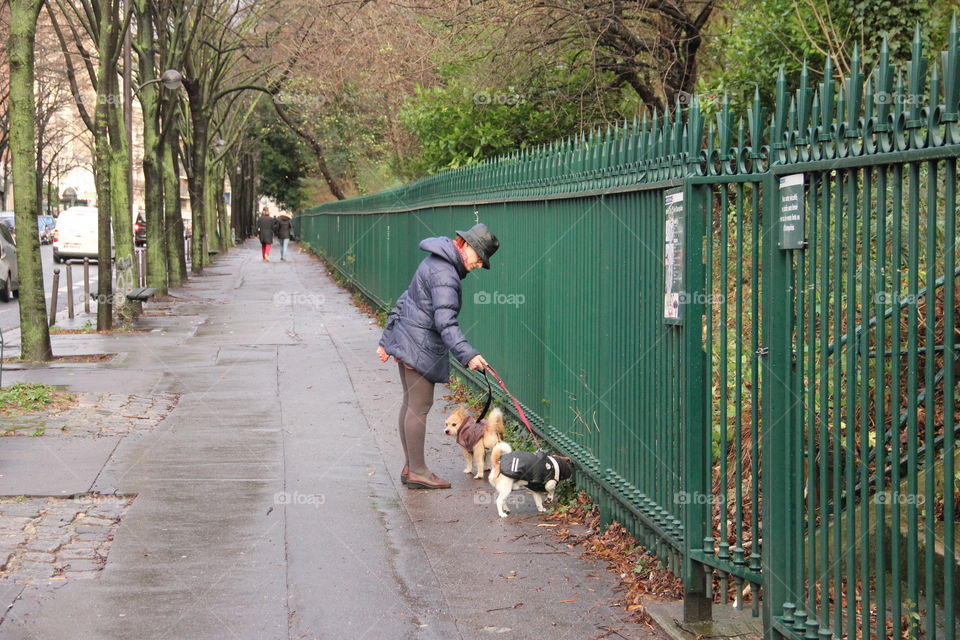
<box><xmin>53</xmin><ymin>206</ymin><xmax>110</xmax><ymax>263</ymax></box>
<box><xmin>134</xmin><ymin>212</ymin><xmax>147</xmax><ymax>246</ymax></box>
<box><xmin>0</xmin><ymin>223</ymin><xmax>19</xmax><ymax>302</ymax></box>
<box><xmin>0</xmin><ymin>212</ymin><xmax>15</xmax><ymax>242</ymax></box>
<box><xmin>39</xmin><ymin>215</ymin><xmax>55</xmax><ymax>244</ymax></box>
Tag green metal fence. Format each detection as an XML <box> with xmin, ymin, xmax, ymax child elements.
<box><xmin>295</xmin><ymin>24</ymin><xmax>959</xmax><ymax>640</ymax></box>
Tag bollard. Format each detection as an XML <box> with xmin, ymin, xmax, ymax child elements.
<box><xmin>83</xmin><ymin>258</ymin><xmax>90</xmax><ymax>313</ymax></box>
<box><xmin>66</xmin><ymin>263</ymin><xmax>74</xmax><ymax>319</ymax></box>
<box><xmin>49</xmin><ymin>268</ymin><xmax>60</xmax><ymax>327</ymax></box>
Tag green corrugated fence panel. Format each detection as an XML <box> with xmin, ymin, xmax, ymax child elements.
<box><xmin>294</xmin><ymin>18</ymin><xmax>960</xmax><ymax>640</ymax></box>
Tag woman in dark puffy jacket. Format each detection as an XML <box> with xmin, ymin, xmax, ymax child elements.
<box><xmin>377</xmin><ymin>223</ymin><xmax>499</xmax><ymax>489</ymax></box>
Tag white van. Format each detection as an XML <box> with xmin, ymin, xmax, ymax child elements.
<box><xmin>53</xmin><ymin>206</ymin><xmax>111</xmax><ymax>262</ymax></box>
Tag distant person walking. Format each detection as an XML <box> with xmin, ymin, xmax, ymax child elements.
<box><xmin>257</xmin><ymin>208</ymin><xmax>275</xmax><ymax>262</ymax></box>
<box><xmin>275</xmin><ymin>213</ymin><xmax>293</xmax><ymax>261</ymax></box>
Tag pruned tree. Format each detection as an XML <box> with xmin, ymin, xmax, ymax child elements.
<box><xmin>5</xmin><ymin>0</ymin><xmax>52</xmax><ymax>361</ymax></box>
<box><xmin>131</xmin><ymin>0</ymin><xmax>193</xmax><ymax>294</ymax></box>
<box><xmin>48</xmin><ymin>0</ymin><xmax>137</xmax><ymax>329</ymax></box>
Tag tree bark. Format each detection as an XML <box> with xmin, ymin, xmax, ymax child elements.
<box><xmin>184</xmin><ymin>78</ymin><xmax>208</xmax><ymax>273</ymax></box>
<box><xmin>105</xmin><ymin>55</ymin><xmax>136</xmax><ymax>323</ymax></box>
<box><xmin>214</xmin><ymin>165</ymin><xmax>230</xmax><ymax>249</ymax></box>
<box><xmin>163</xmin><ymin>135</ymin><xmax>187</xmax><ymax>285</ymax></box>
<box><xmin>7</xmin><ymin>0</ymin><xmax>52</xmax><ymax>361</ymax></box>
<box><xmin>204</xmin><ymin>165</ymin><xmax>218</xmax><ymax>254</ymax></box>
<box><xmin>134</xmin><ymin>0</ymin><xmax>168</xmax><ymax>295</ymax></box>
<box><xmin>93</xmin><ymin>52</ymin><xmax>114</xmax><ymax>330</ymax></box>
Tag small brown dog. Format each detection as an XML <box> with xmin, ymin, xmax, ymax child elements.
<box><xmin>444</xmin><ymin>406</ymin><xmax>505</xmax><ymax>478</ymax></box>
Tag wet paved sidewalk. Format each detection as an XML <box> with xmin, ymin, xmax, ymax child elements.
<box><xmin>0</xmin><ymin>240</ymin><xmax>665</xmax><ymax>640</ymax></box>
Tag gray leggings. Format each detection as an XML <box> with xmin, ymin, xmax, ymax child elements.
<box><xmin>397</xmin><ymin>363</ymin><xmax>435</xmax><ymax>476</ymax></box>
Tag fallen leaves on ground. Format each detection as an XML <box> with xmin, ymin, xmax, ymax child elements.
<box><xmin>546</xmin><ymin>491</ymin><xmax>683</xmax><ymax>627</ymax></box>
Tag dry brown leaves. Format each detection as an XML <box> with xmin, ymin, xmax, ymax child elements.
<box><xmin>547</xmin><ymin>491</ymin><xmax>683</xmax><ymax>626</ymax></box>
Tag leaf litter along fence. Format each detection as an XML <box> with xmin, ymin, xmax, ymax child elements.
<box><xmin>295</xmin><ymin>22</ymin><xmax>959</xmax><ymax>640</ymax></box>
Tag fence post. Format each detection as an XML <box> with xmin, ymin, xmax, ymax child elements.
<box><xmin>49</xmin><ymin>268</ymin><xmax>60</xmax><ymax>327</ymax></box>
<box><xmin>681</xmin><ymin>181</ymin><xmax>712</xmax><ymax>622</ymax></box>
<box><xmin>760</xmin><ymin>171</ymin><xmax>799</xmax><ymax>635</ymax></box>
<box><xmin>83</xmin><ymin>258</ymin><xmax>90</xmax><ymax>313</ymax></box>
<box><xmin>66</xmin><ymin>263</ymin><xmax>74</xmax><ymax>319</ymax></box>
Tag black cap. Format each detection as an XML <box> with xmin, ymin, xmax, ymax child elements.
<box><xmin>456</xmin><ymin>223</ymin><xmax>499</xmax><ymax>269</ymax></box>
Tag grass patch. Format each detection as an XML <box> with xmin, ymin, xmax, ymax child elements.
<box><xmin>50</xmin><ymin>320</ymin><xmax>142</xmax><ymax>335</ymax></box>
<box><xmin>0</xmin><ymin>382</ymin><xmax>75</xmax><ymax>418</ymax></box>
<box><xmin>50</xmin><ymin>320</ymin><xmax>95</xmax><ymax>334</ymax></box>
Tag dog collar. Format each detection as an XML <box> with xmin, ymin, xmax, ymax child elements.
<box><xmin>546</xmin><ymin>456</ymin><xmax>560</xmax><ymax>483</ymax></box>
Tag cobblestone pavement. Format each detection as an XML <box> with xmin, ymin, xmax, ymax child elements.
<box><xmin>0</xmin><ymin>495</ymin><xmax>133</xmax><ymax>587</ymax></box>
<box><xmin>2</xmin><ymin>393</ymin><xmax>179</xmax><ymax>437</ymax></box>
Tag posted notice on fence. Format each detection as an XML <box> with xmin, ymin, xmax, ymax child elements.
<box><xmin>778</xmin><ymin>173</ymin><xmax>805</xmax><ymax>249</ymax></box>
<box><xmin>663</xmin><ymin>188</ymin><xmax>684</xmax><ymax>324</ymax></box>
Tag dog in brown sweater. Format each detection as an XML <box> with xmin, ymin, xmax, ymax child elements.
<box><xmin>443</xmin><ymin>406</ymin><xmax>505</xmax><ymax>478</ymax></box>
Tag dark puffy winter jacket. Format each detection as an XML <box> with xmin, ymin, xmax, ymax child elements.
<box><xmin>275</xmin><ymin>216</ymin><xmax>292</xmax><ymax>240</ymax></box>
<box><xmin>379</xmin><ymin>237</ymin><xmax>479</xmax><ymax>383</ymax></box>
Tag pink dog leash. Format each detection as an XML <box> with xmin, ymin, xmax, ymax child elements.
<box><xmin>483</xmin><ymin>365</ymin><xmax>541</xmax><ymax>449</ymax></box>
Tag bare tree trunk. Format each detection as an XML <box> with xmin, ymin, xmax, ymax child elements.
<box><xmin>184</xmin><ymin>79</ymin><xmax>208</xmax><ymax>273</ymax></box>
<box><xmin>163</xmin><ymin>136</ymin><xmax>187</xmax><ymax>285</ymax></box>
<box><xmin>215</xmin><ymin>166</ymin><xmax>230</xmax><ymax>248</ymax></box>
<box><xmin>94</xmin><ymin>83</ymin><xmax>114</xmax><ymax>330</ymax></box>
<box><xmin>7</xmin><ymin>0</ymin><xmax>52</xmax><ymax>361</ymax></box>
<box><xmin>105</xmin><ymin>59</ymin><xmax>136</xmax><ymax>322</ymax></box>
<box><xmin>272</xmin><ymin>99</ymin><xmax>346</xmax><ymax>200</ymax></box>
<box><xmin>134</xmin><ymin>0</ymin><xmax>168</xmax><ymax>294</ymax></box>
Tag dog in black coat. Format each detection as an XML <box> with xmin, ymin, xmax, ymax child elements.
<box><xmin>488</xmin><ymin>442</ymin><xmax>573</xmax><ymax>518</ymax></box>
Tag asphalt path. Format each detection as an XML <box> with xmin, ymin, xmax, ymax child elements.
<box><xmin>0</xmin><ymin>244</ymin><xmax>103</xmax><ymax>333</ymax></box>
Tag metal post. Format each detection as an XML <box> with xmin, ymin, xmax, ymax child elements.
<box><xmin>49</xmin><ymin>268</ymin><xmax>60</xmax><ymax>327</ymax></box>
<box><xmin>681</xmin><ymin>182</ymin><xmax>712</xmax><ymax>623</ymax></box>
<box><xmin>761</xmin><ymin>171</ymin><xmax>797</xmax><ymax>636</ymax></box>
<box><xmin>66</xmin><ymin>263</ymin><xmax>74</xmax><ymax>319</ymax></box>
<box><xmin>83</xmin><ymin>258</ymin><xmax>90</xmax><ymax>313</ymax></box>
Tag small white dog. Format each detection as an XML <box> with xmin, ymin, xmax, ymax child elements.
<box><xmin>488</xmin><ymin>442</ymin><xmax>573</xmax><ymax>518</ymax></box>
